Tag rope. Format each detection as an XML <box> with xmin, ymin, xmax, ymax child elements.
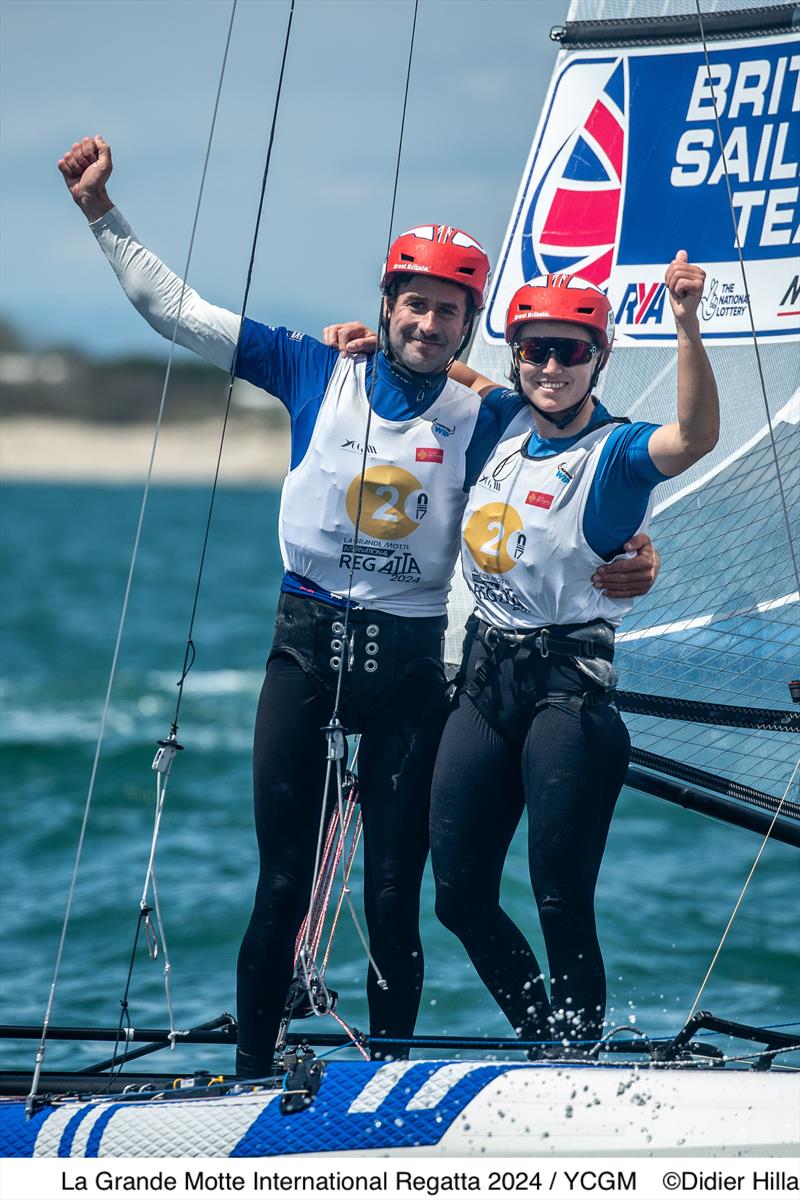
<box><xmin>138</xmin><ymin>772</ymin><xmax>176</xmax><ymax>1038</ymax></box>
<box><xmin>328</xmin><ymin>0</ymin><xmax>420</xmax><ymax>723</ymax></box>
<box><xmin>654</xmin><ymin>3</ymin><xmax>800</xmax><ymax>1037</ymax></box>
<box><xmin>295</xmin><ymin>0</ymin><xmax>421</xmax><ymax>1022</ymax></box>
<box><xmin>629</xmin><ymin>746</ymin><xmax>800</xmax><ymax>821</ymax></box>
<box><xmin>685</xmin><ymin>757</ymin><xmax>799</xmax><ymax>1023</ymax></box>
<box><xmin>25</xmin><ymin>0</ymin><xmax>240</xmax><ymax>1118</ymax></box>
<box><xmin>322</xmin><ymin>806</ymin><xmax>364</xmax><ymax>974</ymax></box>
<box><xmin>329</xmin><ymin>1011</ymin><xmax>370</xmax><ymax>1062</ymax></box>
<box><xmin>96</xmin><ymin>0</ymin><xmax>298</xmax><ymax>1089</ymax></box>
<box><xmin>294</xmin><ymin>778</ymin><xmax>359</xmax><ymax>963</ymax></box>
<box><xmin>170</xmin><ymin>0</ymin><xmax>296</xmax><ymax>736</ymax></box>
<box><xmin>693</xmin><ymin>0</ymin><xmax>800</xmax><ymax>597</ymax></box>
<box><xmin>618</xmin><ymin>691</ymin><xmax>800</xmax><ymax>733</ymax></box>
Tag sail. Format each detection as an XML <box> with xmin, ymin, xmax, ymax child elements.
<box><xmin>447</xmin><ymin>0</ymin><xmax>800</xmax><ymax>805</ymax></box>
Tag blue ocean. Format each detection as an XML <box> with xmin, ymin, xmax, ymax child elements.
<box><xmin>1</xmin><ymin>482</ymin><xmax>797</xmax><ymax>1074</ymax></box>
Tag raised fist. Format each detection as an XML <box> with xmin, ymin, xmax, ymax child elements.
<box><xmin>57</xmin><ymin>135</ymin><xmax>113</xmax><ymax>221</ymax></box>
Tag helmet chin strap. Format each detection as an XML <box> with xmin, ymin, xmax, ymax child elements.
<box><xmin>380</xmin><ymin>296</ymin><xmax>476</xmax><ymax>383</ymax></box>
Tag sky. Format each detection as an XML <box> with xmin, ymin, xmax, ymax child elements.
<box><xmin>0</xmin><ymin>0</ymin><xmax>567</xmax><ymax>357</ymax></box>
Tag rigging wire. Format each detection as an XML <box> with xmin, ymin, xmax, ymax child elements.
<box><xmin>675</xmin><ymin>1</ymin><xmax>800</xmax><ymax>1027</ymax></box>
<box><xmin>170</xmin><ymin>0</ymin><xmax>296</xmax><ymax>736</ymax></box>
<box><xmin>694</xmin><ymin>0</ymin><xmax>800</xmax><ymax>595</ymax></box>
<box><xmin>293</xmin><ymin>0</ymin><xmax>421</xmax><ymax>1014</ymax></box>
<box><xmin>25</xmin><ymin>0</ymin><xmax>241</xmax><ymax>1118</ymax></box>
<box><xmin>684</xmin><ymin>753</ymin><xmax>799</xmax><ymax>1024</ymax></box>
<box><xmin>329</xmin><ymin>0</ymin><xmax>421</xmax><ymax>723</ymax></box>
<box><xmin>108</xmin><ymin>0</ymin><xmax>298</xmax><ymax>1069</ymax></box>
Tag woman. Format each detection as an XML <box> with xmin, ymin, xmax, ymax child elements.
<box><xmin>429</xmin><ymin>255</ymin><xmax>719</xmax><ymax>1054</ymax></box>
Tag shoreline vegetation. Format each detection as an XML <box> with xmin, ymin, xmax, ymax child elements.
<box><xmin>0</xmin><ymin>317</ymin><xmax>291</xmax><ymax>483</ymax></box>
<box><xmin>1</xmin><ymin>414</ymin><xmax>291</xmax><ymax>484</ymax></box>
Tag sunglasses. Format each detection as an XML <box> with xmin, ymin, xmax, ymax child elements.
<box><xmin>515</xmin><ymin>336</ymin><xmax>598</xmax><ymax>367</ymax></box>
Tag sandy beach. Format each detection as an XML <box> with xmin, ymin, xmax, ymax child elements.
<box><xmin>0</xmin><ymin>415</ymin><xmax>291</xmax><ymax>484</ymax></box>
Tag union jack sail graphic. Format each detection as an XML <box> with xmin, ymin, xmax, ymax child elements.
<box><xmin>522</xmin><ymin>60</ymin><xmax>626</xmax><ymax>288</ymax></box>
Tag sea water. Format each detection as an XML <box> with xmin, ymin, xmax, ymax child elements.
<box><xmin>1</xmin><ymin>482</ymin><xmax>797</xmax><ymax>1073</ymax></box>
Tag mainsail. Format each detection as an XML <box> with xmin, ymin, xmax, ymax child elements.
<box><xmin>447</xmin><ymin>0</ymin><xmax>799</xmax><ymax>818</ymax></box>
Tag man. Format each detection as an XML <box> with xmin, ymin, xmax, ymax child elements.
<box><xmin>59</xmin><ymin>134</ymin><xmax>658</xmax><ymax>1074</ymax></box>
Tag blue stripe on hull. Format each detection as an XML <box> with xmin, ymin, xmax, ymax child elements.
<box><xmin>0</xmin><ymin>1061</ymin><xmax>528</xmax><ymax>1158</ymax></box>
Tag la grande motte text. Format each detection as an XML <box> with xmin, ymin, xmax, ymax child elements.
<box><xmin>60</xmin><ymin>1167</ymin><xmax>799</xmax><ymax>1193</ymax></box>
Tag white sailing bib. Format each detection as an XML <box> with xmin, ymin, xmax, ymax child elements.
<box><xmin>279</xmin><ymin>356</ymin><xmax>481</xmax><ymax>617</ymax></box>
<box><xmin>460</xmin><ymin>413</ymin><xmax>652</xmax><ymax>629</ymax></box>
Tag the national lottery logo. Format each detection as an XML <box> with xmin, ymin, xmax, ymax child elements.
<box><xmin>522</xmin><ymin>59</ymin><xmax>626</xmax><ymax>288</ymax></box>
<box><xmin>463</xmin><ymin>502</ymin><xmax>525</xmax><ymax>575</ymax></box>
<box><xmin>345</xmin><ymin>466</ymin><xmax>427</xmax><ymax>541</ymax></box>
<box><xmin>700</xmin><ymin>278</ymin><xmax>749</xmax><ymax>321</ymax></box>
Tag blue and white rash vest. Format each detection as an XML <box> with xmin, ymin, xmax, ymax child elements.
<box><xmin>461</xmin><ymin>393</ymin><xmax>668</xmax><ymax>629</ymax></box>
<box><xmin>90</xmin><ymin>207</ymin><xmax>520</xmax><ymax>617</ymax></box>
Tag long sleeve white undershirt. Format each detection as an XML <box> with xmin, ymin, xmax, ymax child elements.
<box><xmin>90</xmin><ymin>207</ymin><xmax>240</xmax><ymax>372</ymax></box>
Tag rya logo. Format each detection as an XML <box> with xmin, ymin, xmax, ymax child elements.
<box><xmin>341</xmin><ymin>439</ymin><xmax>377</xmax><ymax>455</ymax></box>
<box><xmin>615</xmin><ymin>283</ymin><xmax>666</xmax><ymax>326</ymax></box>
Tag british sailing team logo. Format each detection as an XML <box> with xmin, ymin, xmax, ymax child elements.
<box><xmin>463</xmin><ymin>503</ymin><xmax>525</xmax><ymax>574</ymax></box>
<box><xmin>522</xmin><ymin>60</ymin><xmax>626</xmax><ymax>288</ymax></box>
<box><xmin>345</xmin><ymin>466</ymin><xmax>427</xmax><ymax>540</ymax></box>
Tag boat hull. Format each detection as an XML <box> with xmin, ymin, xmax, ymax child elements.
<box><xmin>2</xmin><ymin>1060</ymin><xmax>798</xmax><ymax>1158</ymax></box>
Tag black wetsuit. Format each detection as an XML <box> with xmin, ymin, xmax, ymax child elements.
<box><xmin>429</xmin><ymin>618</ymin><xmax>630</xmax><ymax>1049</ymax></box>
<box><xmin>236</xmin><ymin>594</ymin><xmax>449</xmax><ymax>1074</ymax></box>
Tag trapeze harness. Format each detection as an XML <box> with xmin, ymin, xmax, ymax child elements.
<box><xmin>89</xmin><ymin>205</ymin><xmax>501</xmax><ymax>1071</ymax></box>
<box><xmin>429</xmin><ymin>411</ymin><xmax>653</xmax><ymax>1048</ymax></box>
<box><xmin>237</xmin><ymin>350</ymin><xmax>485</xmax><ymax>1074</ymax></box>
<box><xmin>454</xmin><ymin>411</ymin><xmax>649</xmax><ymax>724</ymax></box>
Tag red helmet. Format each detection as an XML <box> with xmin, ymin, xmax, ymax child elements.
<box><xmin>505</xmin><ymin>274</ymin><xmax>614</xmax><ymax>364</ymax></box>
<box><xmin>381</xmin><ymin>225</ymin><xmax>491</xmax><ymax>310</ymax></box>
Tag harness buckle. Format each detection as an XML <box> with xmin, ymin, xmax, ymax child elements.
<box><xmin>535</xmin><ymin>629</ymin><xmax>550</xmax><ymax>659</ymax></box>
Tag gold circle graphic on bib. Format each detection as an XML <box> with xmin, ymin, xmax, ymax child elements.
<box><xmin>463</xmin><ymin>502</ymin><xmax>524</xmax><ymax>574</ymax></box>
<box><xmin>346</xmin><ymin>466</ymin><xmax>424</xmax><ymax>540</ymax></box>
